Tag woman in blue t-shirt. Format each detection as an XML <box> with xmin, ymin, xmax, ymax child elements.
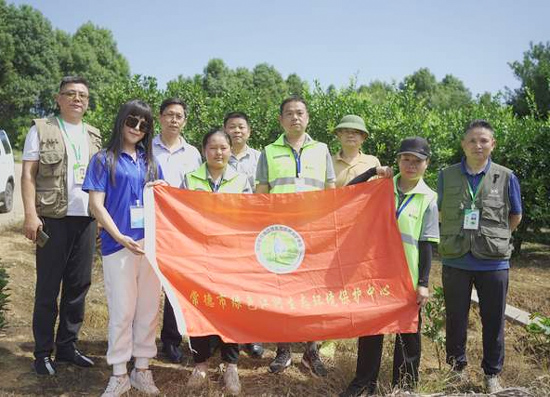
<box><xmin>83</xmin><ymin>99</ymin><xmax>165</xmax><ymax>397</ymax></box>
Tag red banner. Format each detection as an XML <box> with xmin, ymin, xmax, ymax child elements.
<box><xmin>144</xmin><ymin>179</ymin><xmax>418</xmax><ymax>343</ymax></box>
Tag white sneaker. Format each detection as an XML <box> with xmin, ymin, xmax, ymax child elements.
<box><xmin>223</xmin><ymin>364</ymin><xmax>241</xmax><ymax>396</ymax></box>
<box><xmin>484</xmin><ymin>375</ymin><xmax>503</xmax><ymax>394</ymax></box>
<box><xmin>130</xmin><ymin>368</ymin><xmax>160</xmax><ymax>395</ymax></box>
<box><xmin>101</xmin><ymin>375</ymin><xmax>130</xmax><ymax>397</ymax></box>
<box><xmin>187</xmin><ymin>363</ymin><xmax>208</xmax><ymax>389</ymax></box>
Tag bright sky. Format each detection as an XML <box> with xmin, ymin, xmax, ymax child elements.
<box><xmin>9</xmin><ymin>0</ymin><xmax>550</xmax><ymax>95</ymax></box>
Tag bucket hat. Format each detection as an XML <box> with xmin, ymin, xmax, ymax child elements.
<box><xmin>333</xmin><ymin>115</ymin><xmax>368</xmax><ymax>134</ymax></box>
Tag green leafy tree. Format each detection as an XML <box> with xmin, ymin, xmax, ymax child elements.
<box><xmin>203</xmin><ymin>58</ymin><xmax>233</xmax><ymax>97</ymax></box>
<box><xmin>234</xmin><ymin>67</ymin><xmax>254</xmax><ymax>91</ymax></box>
<box><xmin>357</xmin><ymin>80</ymin><xmax>394</xmax><ymax>104</ymax></box>
<box><xmin>86</xmin><ymin>75</ymin><xmax>162</xmax><ymax>143</ymax></box>
<box><xmin>286</xmin><ymin>73</ymin><xmax>307</xmax><ymax>97</ymax></box>
<box><xmin>252</xmin><ymin>63</ymin><xmax>287</xmax><ymax>104</ymax></box>
<box><xmin>60</xmin><ymin>22</ymin><xmax>130</xmax><ymax>92</ymax></box>
<box><xmin>400</xmin><ymin>67</ymin><xmax>437</xmax><ymax>103</ymax></box>
<box><xmin>432</xmin><ymin>74</ymin><xmax>472</xmax><ymax>110</ymax></box>
<box><xmin>401</xmin><ymin>68</ymin><xmax>471</xmax><ymax>110</ymax></box>
<box><xmin>0</xmin><ymin>1</ymin><xmax>61</xmax><ymax>146</ymax></box>
<box><xmin>508</xmin><ymin>41</ymin><xmax>550</xmax><ymax>118</ymax></box>
<box><xmin>79</xmin><ymin>58</ymin><xmax>550</xmax><ymax>253</ymax></box>
<box><xmin>0</xmin><ymin>3</ymin><xmax>130</xmax><ymax>147</ymax></box>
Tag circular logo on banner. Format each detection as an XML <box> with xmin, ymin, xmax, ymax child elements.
<box><xmin>255</xmin><ymin>224</ymin><xmax>305</xmax><ymax>274</ymax></box>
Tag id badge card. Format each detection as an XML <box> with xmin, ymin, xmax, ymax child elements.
<box><xmin>295</xmin><ymin>177</ymin><xmax>308</xmax><ymax>192</ymax></box>
<box><xmin>73</xmin><ymin>163</ymin><xmax>86</xmax><ymax>185</ymax></box>
<box><xmin>130</xmin><ymin>204</ymin><xmax>145</xmax><ymax>229</ymax></box>
<box><xmin>463</xmin><ymin>208</ymin><xmax>480</xmax><ymax>230</ymax></box>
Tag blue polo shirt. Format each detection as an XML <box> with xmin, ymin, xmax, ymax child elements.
<box><xmin>82</xmin><ymin>149</ymin><xmax>163</xmax><ymax>256</ymax></box>
<box><xmin>437</xmin><ymin>158</ymin><xmax>522</xmax><ymax>271</ymax></box>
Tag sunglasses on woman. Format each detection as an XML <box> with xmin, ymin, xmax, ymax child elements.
<box><xmin>125</xmin><ymin>115</ymin><xmax>151</xmax><ymax>133</ymax></box>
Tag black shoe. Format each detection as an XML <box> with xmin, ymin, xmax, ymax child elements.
<box><xmin>339</xmin><ymin>382</ymin><xmax>367</xmax><ymax>397</ymax></box>
<box><xmin>55</xmin><ymin>348</ymin><xmax>94</xmax><ymax>368</ymax></box>
<box><xmin>244</xmin><ymin>343</ymin><xmax>264</xmax><ymax>359</ymax></box>
<box><xmin>268</xmin><ymin>348</ymin><xmax>292</xmax><ymax>374</ymax></box>
<box><xmin>339</xmin><ymin>378</ymin><xmax>375</xmax><ymax>397</ymax></box>
<box><xmin>162</xmin><ymin>342</ymin><xmax>183</xmax><ymax>363</ymax></box>
<box><xmin>301</xmin><ymin>349</ymin><xmax>328</xmax><ymax>377</ymax></box>
<box><xmin>34</xmin><ymin>356</ymin><xmax>57</xmax><ymax>375</ymax></box>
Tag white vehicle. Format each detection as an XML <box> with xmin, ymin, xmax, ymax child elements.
<box><xmin>0</xmin><ymin>129</ymin><xmax>15</xmax><ymax>213</ymax></box>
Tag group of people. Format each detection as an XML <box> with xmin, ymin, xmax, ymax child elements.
<box><xmin>21</xmin><ymin>75</ymin><xmax>522</xmax><ymax>397</ymax></box>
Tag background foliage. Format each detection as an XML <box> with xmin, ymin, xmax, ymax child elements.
<box><xmin>1</xmin><ymin>1</ymin><xmax>549</xmax><ymax>252</ymax></box>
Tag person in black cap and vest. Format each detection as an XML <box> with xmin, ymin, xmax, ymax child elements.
<box><xmin>341</xmin><ymin>137</ymin><xmax>439</xmax><ymax>397</ymax></box>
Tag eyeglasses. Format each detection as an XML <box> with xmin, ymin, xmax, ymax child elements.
<box><xmin>60</xmin><ymin>90</ymin><xmax>89</xmax><ymax>101</ymax></box>
<box><xmin>163</xmin><ymin>112</ymin><xmax>185</xmax><ymax>121</ymax></box>
<box><xmin>125</xmin><ymin>116</ymin><xmax>151</xmax><ymax>133</ymax></box>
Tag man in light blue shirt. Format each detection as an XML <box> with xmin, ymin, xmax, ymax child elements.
<box><xmin>222</xmin><ymin>111</ymin><xmax>265</xmax><ymax>359</ymax></box>
<box><xmin>224</xmin><ymin>112</ymin><xmax>261</xmax><ymax>191</ymax></box>
<box><xmin>152</xmin><ymin>98</ymin><xmax>201</xmax><ymax>363</ymax></box>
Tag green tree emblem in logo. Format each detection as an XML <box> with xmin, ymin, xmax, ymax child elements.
<box><xmin>255</xmin><ymin>225</ymin><xmax>305</xmax><ymax>274</ymax></box>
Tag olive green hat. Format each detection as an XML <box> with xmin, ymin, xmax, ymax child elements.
<box><xmin>333</xmin><ymin>115</ymin><xmax>368</xmax><ymax>134</ymax></box>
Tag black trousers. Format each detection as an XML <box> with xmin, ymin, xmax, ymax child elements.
<box><xmin>190</xmin><ymin>335</ymin><xmax>239</xmax><ymax>364</ymax></box>
<box><xmin>32</xmin><ymin>216</ymin><xmax>96</xmax><ymax>358</ymax></box>
<box><xmin>351</xmin><ymin>314</ymin><xmax>422</xmax><ymax>393</ymax></box>
<box><xmin>161</xmin><ymin>294</ymin><xmax>182</xmax><ymax>345</ymax></box>
<box><xmin>442</xmin><ymin>266</ymin><xmax>508</xmax><ymax>375</ymax></box>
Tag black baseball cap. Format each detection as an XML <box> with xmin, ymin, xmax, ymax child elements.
<box><xmin>397</xmin><ymin>137</ymin><xmax>431</xmax><ymax>160</ymax></box>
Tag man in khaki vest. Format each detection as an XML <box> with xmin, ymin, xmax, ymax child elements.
<box><xmin>21</xmin><ymin>76</ymin><xmax>101</xmax><ymax>375</ymax></box>
<box><xmin>437</xmin><ymin>120</ymin><xmax>522</xmax><ymax>393</ymax></box>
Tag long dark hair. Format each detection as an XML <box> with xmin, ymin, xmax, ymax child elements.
<box><xmin>103</xmin><ymin>99</ymin><xmax>158</xmax><ymax>185</ymax></box>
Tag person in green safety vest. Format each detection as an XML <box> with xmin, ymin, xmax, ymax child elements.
<box><xmin>340</xmin><ymin>137</ymin><xmax>440</xmax><ymax>397</ymax></box>
<box><xmin>256</xmin><ymin>96</ymin><xmax>335</xmax><ymax>378</ymax></box>
<box><xmin>184</xmin><ymin>129</ymin><xmax>251</xmax><ymax>397</ymax></box>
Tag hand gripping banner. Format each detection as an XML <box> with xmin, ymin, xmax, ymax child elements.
<box><xmin>144</xmin><ymin>179</ymin><xmax>418</xmax><ymax>343</ymax></box>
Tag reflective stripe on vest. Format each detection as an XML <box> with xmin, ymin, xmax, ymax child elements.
<box><xmin>269</xmin><ymin>176</ymin><xmax>325</xmax><ymax>190</ymax></box>
<box><xmin>265</xmin><ymin>134</ymin><xmax>327</xmax><ymax>193</ymax></box>
<box><xmin>185</xmin><ymin>163</ymin><xmax>248</xmax><ymax>193</ymax></box>
<box><xmin>394</xmin><ymin>176</ymin><xmax>437</xmax><ymax>289</ymax></box>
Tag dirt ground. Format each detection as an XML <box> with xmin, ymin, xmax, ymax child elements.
<box><xmin>0</xmin><ymin>220</ymin><xmax>549</xmax><ymax>396</ymax></box>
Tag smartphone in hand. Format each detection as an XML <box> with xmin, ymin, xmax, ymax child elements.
<box><xmin>36</xmin><ymin>229</ymin><xmax>50</xmax><ymax>248</ymax></box>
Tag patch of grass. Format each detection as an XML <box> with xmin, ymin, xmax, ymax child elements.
<box><xmin>0</xmin><ymin>265</ymin><xmax>9</xmax><ymax>330</ymax></box>
<box><xmin>1</xmin><ymin>223</ymin><xmax>550</xmax><ymax>396</ymax></box>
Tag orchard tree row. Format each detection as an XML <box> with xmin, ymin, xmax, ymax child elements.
<box><xmin>1</xmin><ymin>1</ymin><xmax>549</xmax><ymax>251</ymax></box>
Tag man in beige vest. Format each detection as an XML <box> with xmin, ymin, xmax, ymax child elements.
<box><xmin>21</xmin><ymin>76</ymin><xmax>101</xmax><ymax>375</ymax></box>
